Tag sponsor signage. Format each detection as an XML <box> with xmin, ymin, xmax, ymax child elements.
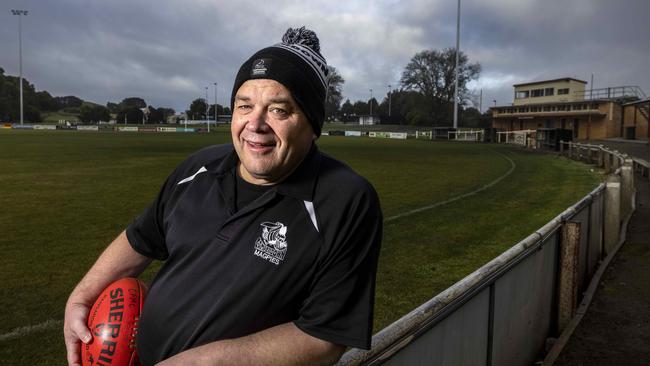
<box><xmin>33</xmin><ymin>124</ymin><xmax>57</xmax><ymax>130</ymax></box>
<box><xmin>389</xmin><ymin>132</ymin><xmax>408</xmax><ymax>139</ymax></box>
<box><xmin>138</xmin><ymin>127</ymin><xmax>157</xmax><ymax>132</ymax></box>
<box><xmin>13</xmin><ymin>124</ymin><xmax>34</xmax><ymax>130</ymax></box>
<box><xmin>176</xmin><ymin>127</ymin><xmax>195</xmax><ymax>133</ymax></box>
<box><xmin>321</xmin><ymin>131</ymin><xmax>329</xmax><ymax>136</ymax></box>
<box><xmin>157</xmin><ymin>127</ymin><xmax>178</xmax><ymax>132</ymax></box>
<box><xmin>328</xmin><ymin>130</ymin><xmax>345</xmax><ymax>136</ymax></box>
<box><xmin>77</xmin><ymin>125</ymin><xmax>99</xmax><ymax>131</ymax></box>
<box><xmin>2</xmin><ymin>123</ymin><xmax>12</xmax><ymax>129</ymax></box>
<box><xmin>344</xmin><ymin>130</ymin><xmax>362</xmax><ymax>137</ymax></box>
<box><xmin>118</xmin><ymin>126</ymin><xmax>139</xmax><ymax>132</ymax></box>
<box><xmin>369</xmin><ymin>131</ymin><xmax>390</xmax><ymax>138</ymax></box>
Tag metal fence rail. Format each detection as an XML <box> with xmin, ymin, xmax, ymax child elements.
<box><xmin>338</xmin><ymin>143</ymin><xmax>639</xmax><ymax>366</ymax></box>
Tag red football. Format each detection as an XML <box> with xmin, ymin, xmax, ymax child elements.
<box><xmin>82</xmin><ymin>277</ymin><xmax>146</xmax><ymax>366</ymax></box>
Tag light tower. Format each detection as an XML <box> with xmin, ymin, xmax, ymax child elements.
<box><xmin>11</xmin><ymin>9</ymin><xmax>28</xmax><ymax>125</ymax></box>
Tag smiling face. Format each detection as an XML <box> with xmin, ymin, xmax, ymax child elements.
<box><xmin>231</xmin><ymin>79</ymin><xmax>315</xmax><ymax>185</ymax></box>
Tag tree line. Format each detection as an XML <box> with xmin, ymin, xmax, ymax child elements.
<box><xmin>1</xmin><ymin>46</ymin><xmax>485</xmax><ymax>126</ymax></box>
<box><xmin>326</xmin><ymin>47</ymin><xmax>485</xmax><ymax>127</ymax></box>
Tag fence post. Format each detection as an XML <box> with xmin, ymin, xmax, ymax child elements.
<box><xmin>604</xmin><ymin>174</ymin><xmax>621</xmax><ymax>254</ymax></box>
<box><xmin>620</xmin><ymin>159</ymin><xmax>634</xmax><ymax>219</ymax></box>
<box><xmin>597</xmin><ymin>146</ymin><xmax>604</xmax><ymax>167</ymax></box>
<box><xmin>604</xmin><ymin>153</ymin><xmax>612</xmax><ymax>173</ymax></box>
<box><xmin>560</xmin><ymin>140</ymin><xmax>565</xmax><ymax>155</ymax></box>
<box><xmin>558</xmin><ymin>221</ymin><xmax>581</xmax><ymax>332</ymax></box>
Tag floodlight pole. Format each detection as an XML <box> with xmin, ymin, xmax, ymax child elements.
<box><xmin>369</xmin><ymin>88</ymin><xmax>373</xmax><ymax>116</ymax></box>
<box><xmin>214</xmin><ymin>82</ymin><xmax>218</xmax><ymax>125</ymax></box>
<box><xmin>387</xmin><ymin>85</ymin><xmax>392</xmax><ymax>117</ymax></box>
<box><xmin>453</xmin><ymin>0</ymin><xmax>461</xmax><ymax>129</ymax></box>
<box><xmin>12</xmin><ymin>9</ymin><xmax>28</xmax><ymax>125</ymax></box>
<box><xmin>205</xmin><ymin>87</ymin><xmax>210</xmax><ymax>133</ymax></box>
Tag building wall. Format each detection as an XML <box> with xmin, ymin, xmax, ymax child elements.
<box><xmin>623</xmin><ymin>104</ymin><xmax>649</xmax><ymax>140</ymax></box>
<box><xmin>514</xmin><ymin>79</ymin><xmax>587</xmax><ymax>106</ymax></box>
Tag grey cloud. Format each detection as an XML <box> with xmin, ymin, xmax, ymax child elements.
<box><xmin>1</xmin><ymin>0</ymin><xmax>648</xmax><ymax>114</ymax></box>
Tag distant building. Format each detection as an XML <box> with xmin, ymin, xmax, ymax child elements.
<box><xmin>359</xmin><ymin>115</ymin><xmax>380</xmax><ymax>125</ymax></box>
<box><xmin>491</xmin><ymin>77</ymin><xmax>649</xmax><ymax>141</ymax></box>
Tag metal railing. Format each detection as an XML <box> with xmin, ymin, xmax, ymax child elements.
<box><xmin>575</xmin><ymin>86</ymin><xmax>646</xmax><ymax>101</ymax></box>
<box><xmin>338</xmin><ymin>143</ymin><xmax>640</xmax><ymax>366</ymax></box>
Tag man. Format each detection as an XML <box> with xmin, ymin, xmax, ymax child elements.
<box><xmin>64</xmin><ymin>27</ymin><xmax>382</xmax><ymax>365</ymax></box>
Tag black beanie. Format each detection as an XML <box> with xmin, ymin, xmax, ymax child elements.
<box><xmin>231</xmin><ymin>27</ymin><xmax>329</xmax><ymax>137</ymax></box>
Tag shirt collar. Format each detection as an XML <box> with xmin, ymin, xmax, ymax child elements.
<box><xmin>205</xmin><ymin>143</ymin><xmax>320</xmax><ymax>202</ymax></box>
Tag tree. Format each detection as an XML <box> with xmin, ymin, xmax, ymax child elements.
<box><xmin>0</xmin><ymin>69</ymin><xmax>41</xmax><ymax>123</ymax></box>
<box><xmin>188</xmin><ymin>98</ymin><xmax>208</xmax><ymax>120</ymax></box>
<box><xmin>106</xmin><ymin>102</ymin><xmax>120</xmax><ymax>114</ymax></box>
<box><xmin>400</xmin><ymin>47</ymin><xmax>481</xmax><ymax>125</ymax></box>
<box><xmin>352</xmin><ymin>101</ymin><xmax>368</xmax><ymax>117</ymax></box>
<box><xmin>116</xmin><ymin>97</ymin><xmax>148</xmax><ymax>124</ymax></box>
<box><xmin>36</xmin><ymin>91</ymin><xmax>58</xmax><ymax>111</ymax></box>
<box><xmin>80</xmin><ymin>104</ymin><xmax>110</xmax><ymax>123</ymax></box>
<box><xmin>325</xmin><ymin>66</ymin><xmax>345</xmax><ymax>121</ymax></box>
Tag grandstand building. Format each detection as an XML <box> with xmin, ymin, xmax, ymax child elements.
<box><xmin>490</xmin><ymin>77</ymin><xmax>649</xmax><ymax>141</ymax></box>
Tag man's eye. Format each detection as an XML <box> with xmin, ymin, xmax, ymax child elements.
<box><xmin>271</xmin><ymin>108</ymin><xmax>287</xmax><ymax>116</ymax></box>
<box><xmin>237</xmin><ymin>105</ymin><xmax>252</xmax><ymax>110</ymax></box>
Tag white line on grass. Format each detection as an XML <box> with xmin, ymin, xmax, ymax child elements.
<box><xmin>1</xmin><ymin>151</ymin><xmax>516</xmax><ymax>341</ymax></box>
<box><xmin>384</xmin><ymin>151</ymin><xmax>516</xmax><ymax>223</ymax></box>
<box><xmin>0</xmin><ymin>319</ymin><xmax>63</xmax><ymax>341</ymax></box>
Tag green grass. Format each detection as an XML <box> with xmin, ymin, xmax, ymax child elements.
<box><xmin>0</xmin><ymin>130</ymin><xmax>600</xmax><ymax>364</ymax></box>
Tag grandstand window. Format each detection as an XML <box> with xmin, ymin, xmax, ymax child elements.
<box><xmin>518</xmin><ymin>107</ymin><xmax>527</xmax><ymax>113</ymax></box>
<box><xmin>543</xmin><ymin>106</ymin><xmax>552</xmax><ymax>111</ymax></box>
<box><xmin>545</xmin><ymin>88</ymin><xmax>554</xmax><ymax>96</ymax></box>
<box><xmin>515</xmin><ymin>90</ymin><xmax>530</xmax><ymax>99</ymax></box>
<box><xmin>558</xmin><ymin>88</ymin><xmax>569</xmax><ymax>95</ymax></box>
<box><xmin>557</xmin><ymin>105</ymin><xmax>566</xmax><ymax>111</ymax></box>
<box><xmin>531</xmin><ymin>89</ymin><xmax>544</xmax><ymax>97</ymax></box>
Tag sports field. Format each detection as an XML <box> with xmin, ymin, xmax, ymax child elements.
<box><xmin>0</xmin><ymin>129</ymin><xmax>600</xmax><ymax>365</ymax></box>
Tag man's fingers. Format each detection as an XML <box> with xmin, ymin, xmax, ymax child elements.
<box><xmin>64</xmin><ymin>302</ymin><xmax>92</xmax><ymax>366</ymax></box>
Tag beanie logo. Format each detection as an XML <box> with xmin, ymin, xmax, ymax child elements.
<box><xmin>251</xmin><ymin>58</ymin><xmax>272</xmax><ymax>77</ymax></box>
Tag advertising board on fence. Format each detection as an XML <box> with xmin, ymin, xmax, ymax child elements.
<box><xmin>77</xmin><ymin>125</ymin><xmax>99</xmax><ymax>131</ymax></box>
<box><xmin>369</xmin><ymin>131</ymin><xmax>390</xmax><ymax>138</ymax></box>
<box><xmin>33</xmin><ymin>124</ymin><xmax>57</xmax><ymax>130</ymax></box>
<box><xmin>176</xmin><ymin>127</ymin><xmax>195</xmax><ymax>133</ymax></box>
<box><xmin>13</xmin><ymin>124</ymin><xmax>34</xmax><ymax>130</ymax></box>
<box><xmin>157</xmin><ymin>127</ymin><xmax>178</xmax><ymax>132</ymax></box>
<box><xmin>389</xmin><ymin>132</ymin><xmax>408</xmax><ymax>139</ymax></box>
<box><xmin>118</xmin><ymin>126</ymin><xmax>139</xmax><ymax>132</ymax></box>
<box><xmin>139</xmin><ymin>127</ymin><xmax>157</xmax><ymax>132</ymax></box>
<box><xmin>2</xmin><ymin>123</ymin><xmax>12</xmax><ymax>129</ymax></box>
<box><xmin>344</xmin><ymin>130</ymin><xmax>362</xmax><ymax>137</ymax></box>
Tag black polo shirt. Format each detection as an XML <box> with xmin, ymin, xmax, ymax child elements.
<box><xmin>126</xmin><ymin>143</ymin><xmax>382</xmax><ymax>364</ymax></box>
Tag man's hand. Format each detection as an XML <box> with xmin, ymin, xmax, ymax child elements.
<box><xmin>64</xmin><ymin>300</ymin><xmax>93</xmax><ymax>366</ymax></box>
<box><xmin>156</xmin><ymin>322</ymin><xmax>345</xmax><ymax>366</ymax></box>
<box><xmin>62</xmin><ymin>230</ymin><xmax>152</xmax><ymax>366</ymax></box>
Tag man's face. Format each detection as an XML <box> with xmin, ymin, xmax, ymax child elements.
<box><xmin>232</xmin><ymin>79</ymin><xmax>315</xmax><ymax>185</ymax></box>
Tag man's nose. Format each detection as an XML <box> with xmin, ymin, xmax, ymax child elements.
<box><xmin>246</xmin><ymin>108</ymin><xmax>270</xmax><ymax>132</ymax></box>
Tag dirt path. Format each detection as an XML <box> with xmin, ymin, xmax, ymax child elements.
<box><xmin>554</xmin><ymin>141</ymin><xmax>650</xmax><ymax>365</ymax></box>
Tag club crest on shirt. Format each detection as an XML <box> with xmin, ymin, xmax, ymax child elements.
<box><xmin>254</xmin><ymin>221</ymin><xmax>288</xmax><ymax>265</ymax></box>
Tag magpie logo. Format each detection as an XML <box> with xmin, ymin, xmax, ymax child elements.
<box><xmin>251</xmin><ymin>58</ymin><xmax>271</xmax><ymax>77</ymax></box>
<box><xmin>253</xmin><ymin>221</ymin><xmax>288</xmax><ymax>265</ymax></box>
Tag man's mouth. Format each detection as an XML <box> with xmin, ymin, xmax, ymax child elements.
<box><xmin>245</xmin><ymin>139</ymin><xmax>276</xmax><ymax>151</ymax></box>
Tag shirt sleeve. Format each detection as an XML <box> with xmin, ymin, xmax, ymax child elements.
<box><xmin>125</xmin><ymin>170</ymin><xmax>179</xmax><ymax>261</ymax></box>
<box><xmin>293</xmin><ymin>185</ymin><xmax>383</xmax><ymax>350</ymax></box>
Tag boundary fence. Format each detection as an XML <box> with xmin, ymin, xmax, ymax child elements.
<box><xmin>338</xmin><ymin>142</ymin><xmax>644</xmax><ymax>365</ymax></box>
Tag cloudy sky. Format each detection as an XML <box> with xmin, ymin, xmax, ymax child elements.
<box><xmin>1</xmin><ymin>0</ymin><xmax>649</xmax><ymax>114</ymax></box>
